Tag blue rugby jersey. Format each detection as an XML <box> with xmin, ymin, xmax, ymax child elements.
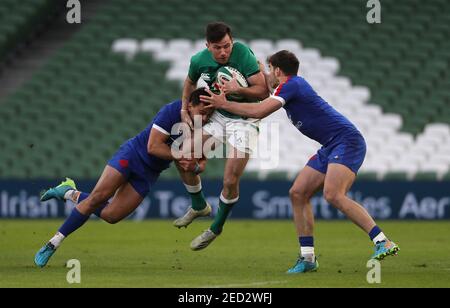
<box><xmin>271</xmin><ymin>76</ymin><xmax>360</xmax><ymax>145</ymax></box>
<box><xmin>130</xmin><ymin>100</ymin><xmax>183</xmax><ymax>172</ymax></box>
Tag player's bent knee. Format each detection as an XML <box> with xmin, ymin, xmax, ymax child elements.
<box><xmin>101</xmin><ymin>212</ymin><xmax>122</xmax><ymax>224</ymax></box>
<box><xmin>289</xmin><ymin>187</ymin><xmax>312</xmax><ymax>204</ymax></box>
<box><xmin>106</xmin><ymin>217</ymin><xmax>121</xmax><ymax>225</ymax></box>
<box><xmin>323</xmin><ymin>189</ymin><xmax>345</xmax><ymax>208</ymax></box>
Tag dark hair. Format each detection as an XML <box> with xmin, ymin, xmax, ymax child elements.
<box><xmin>206</xmin><ymin>22</ymin><xmax>232</xmax><ymax>43</ymax></box>
<box><xmin>189</xmin><ymin>88</ymin><xmax>210</xmax><ymax>106</ymax></box>
<box><xmin>268</xmin><ymin>50</ymin><xmax>300</xmax><ymax>76</ymax></box>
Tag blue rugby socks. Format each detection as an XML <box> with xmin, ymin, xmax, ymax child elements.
<box><xmin>48</xmin><ymin>192</ymin><xmax>110</xmax><ymax>248</ymax></box>
<box><xmin>49</xmin><ymin>208</ymin><xmax>90</xmax><ymax>248</ymax></box>
<box><xmin>369</xmin><ymin>225</ymin><xmax>387</xmax><ymax>244</ymax></box>
<box><xmin>300</xmin><ymin>236</ymin><xmax>315</xmax><ymax>262</ymax></box>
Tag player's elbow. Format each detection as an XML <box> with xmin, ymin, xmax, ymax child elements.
<box><xmin>147</xmin><ymin>143</ymin><xmax>158</xmax><ymax>156</ymax></box>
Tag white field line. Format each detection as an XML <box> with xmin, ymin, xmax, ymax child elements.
<box><xmin>200</xmin><ymin>280</ymin><xmax>288</xmax><ymax>288</ymax></box>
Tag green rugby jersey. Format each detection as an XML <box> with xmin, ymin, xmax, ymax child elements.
<box><xmin>188</xmin><ymin>42</ymin><xmax>260</xmax><ymax>118</ymax></box>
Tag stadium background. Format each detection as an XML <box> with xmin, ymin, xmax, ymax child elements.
<box><xmin>0</xmin><ymin>0</ymin><xmax>449</xmax><ymax>289</ymax></box>
<box><xmin>0</xmin><ymin>0</ymin><xmax>448</xmax><ymax>220</ymax></box>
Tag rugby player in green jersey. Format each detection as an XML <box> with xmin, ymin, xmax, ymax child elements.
<box><xmin>175</xmin><ymin>22</ymin><xmax>269</xmax><ymax>250</ymax></box>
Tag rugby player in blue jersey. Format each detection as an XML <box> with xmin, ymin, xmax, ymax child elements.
<box><xmin>34</xmin><ymin>88</ymin><xmax>213</xmax><ymax>268</ymax></box>
<box><xmin>201</xmin><ymin>50</ymin><xmax>399</xmax><ymax>274</ymax></box>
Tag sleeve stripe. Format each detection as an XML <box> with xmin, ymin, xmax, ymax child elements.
<box><xmin>152</xmin><ymin>124</ymin><xmax>170</xmax><ymax>136</ymax></box>
<box><xmin>270</xmin><ymin>95</ymin><xmax>286</xmax><ymax>106</ymax></box>
<box><xmin>274</xmin><ymin>76</ymin><xmax>293</xmax><ymax>96</ymax></box>
<box><xmin>274</xmin><ymin>83</ymin><xmax>285</xmax><ymax>96</ymax></box>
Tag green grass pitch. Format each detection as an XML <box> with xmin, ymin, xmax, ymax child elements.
<box><xmin>0</xmin><ymin>220</ymin><xmax>449</xmax><ymax>288</ymax></box>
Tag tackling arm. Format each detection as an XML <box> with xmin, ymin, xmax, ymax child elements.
<box><xmin>148</xmin><ymin>128</ymin><xmax>203</xmax><ymax>172</ymax></box>
<box><xmin>223</xmin><ymin>98</ymin><xmax>282</xmax><ymax>119</ymax></box>
<box><xmin>201</xmin><ymin>89</ymin><xmax>282</xmax><ymax>119</ymax></box>
<box><xmin>147</xmin><ymin>128</ymin><xmax>176</xmax><ymax>161</ymax></box>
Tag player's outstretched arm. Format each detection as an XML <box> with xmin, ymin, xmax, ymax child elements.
<box><xmin>200</xmin><ymin>88</ymin><xmax>282</xmax><ymax>119</ymax></box>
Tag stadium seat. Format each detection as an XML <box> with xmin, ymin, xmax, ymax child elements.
<box><xmin>0</xmin><ymin>0</ymin><xmax>58</xmax><ymax>61</ymax></box>
<box><xmin>415</xmin><ymin>172</ymin><xmax>439</xmax><ymax>181</ymax></box>
<box><xmin>442</xmin><ymin>172</ymin><xmax>450</xmax><ymax>181</ymax></box>
<box><xmin>0</xmin><ymin>0</ymin><xmax>448</xmax><ymax>181</ymax></box>
<box><xmin>140</xmin><ymin>39</ymin><xmax>166</xmax><ymax>54</ymax></box>
<box><xmin>384</xmin><ymin>172</ymin><xmax>409</xmax><ymax>181</ymax></box>
<box><xmin>357</xmin><ymin>172</ymin><xmax>379</xmax><ymax>181</ymax></box>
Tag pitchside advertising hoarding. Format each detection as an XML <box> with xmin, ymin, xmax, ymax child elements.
<box><xmin>0</xmin><ymin>180</ymin><xmax>449</xmax><ymax>220</ymax></box>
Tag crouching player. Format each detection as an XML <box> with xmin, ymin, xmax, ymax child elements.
<box><xmin>34</xmin><ymin>88</ymin><xmax>213</xmax><ymax>268</ymax></box>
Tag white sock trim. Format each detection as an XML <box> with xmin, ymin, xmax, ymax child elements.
<box><xmin>301</xmin><ymin>246</ymin><xmax>315</xmax><ymax>256</ymax></box>
<box><xmin>184</xmin><ymin>182</ymin><xmax>202</xmax><ymax>194</ymax></box>
<box><xmin>220</xmin><ymin>194</ymin><xmax>239</xmax><ymax>204</ymax></box>
<box><xmin>373</xmin><ymin>232</ymin><xmax>387</xmax><ymax>244</ymax></box>
<box><xmin>49</xmin><ymin>232</ymin><xmax>65</xmax><ymax>248</ymax></box>
<box><xmin>64</xmin><ymin>190</ymin><xmax>78</xmax><ymax>202</ymax></box>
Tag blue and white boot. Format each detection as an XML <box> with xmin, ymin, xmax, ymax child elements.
<box><xmin>287</xmin><ymin>256</ymin><xmax>319</xmax><ymax>274</ymax></box>
<box><xmin>40</xmin><ymin>178</ymin><xmax>77</xmax><ymax>202</ymax></box>
<box><xmin>34</xmin><ymin>243</ymin><xmax>57</xmax><ymax>268</ymax></box>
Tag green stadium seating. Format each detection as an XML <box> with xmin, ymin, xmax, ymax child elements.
<box><xmin>384</xmin><ymin>172</ymin><xmax>409</xmax><ymax>181</ymax></box>
<box><xmin>357</xmin><ymin>172</ymin><xmax>379</xmax><ymax>181</ymax></box>
<box><xmin>414</xmin><ymin>172</ymin><xmax>439</xmax><ymax>181</ymax></box>
<box><xmin>443</xmin><ymin>172</ymin><xmax>450</xmax><ymax>181</ymax></box>
<box><xmin>0</xmin><ymin>0</ymin><xmax>448</xmax><ymax>180</ymax></box>
<box><xmin>0</xmin><ymin>0</ymin><xmax>58</xmax><ymax>60</ymax></box>
<box><xmin>240</xmin><ymin>171</ymin><xmax>260</xmax><ymax>180</ymax></box>
<box><xmin>265</xmin><ymin>171</ymin><xmax>292</xmax><ymax>181</ymax></box>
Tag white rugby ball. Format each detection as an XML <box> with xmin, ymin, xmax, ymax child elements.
<box><xmin>215</xmin><ymin>66</ymin><xmax>248</xmax><ymax>101</ymax></box>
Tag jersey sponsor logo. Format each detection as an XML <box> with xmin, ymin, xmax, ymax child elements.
<box><xmin>119</xmin><ymin>159</ymin><xmax>129</xmax><ymax>168</ymax></box>
<box><xmin>294</xmin><ymin>121</ymin><xmax>303</xmax><ymax>130</ymax></box>
<box><xmin>287</xmin><ymin>113</ymin><xmax>303</xmax><ymax>129</ymax></box>
<box><xmin>200</xmin><ymin>73</ymin><xmax>211</xmax><ymax>82</ymax></box>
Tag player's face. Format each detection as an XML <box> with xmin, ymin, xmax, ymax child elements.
<box><xmin>188</xmin><ymin>103</ymin><xmax>213</xmax><ymax>125</ymax></box>
<box><xmin>207</xmin><ymin>34</ymin><xmax>233</xmax><ymax>64</ymax></box>
<box><xmin>268</xmin><ymin>64</ymin><xmax>281</xmax><ymax>88</ymax></box>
